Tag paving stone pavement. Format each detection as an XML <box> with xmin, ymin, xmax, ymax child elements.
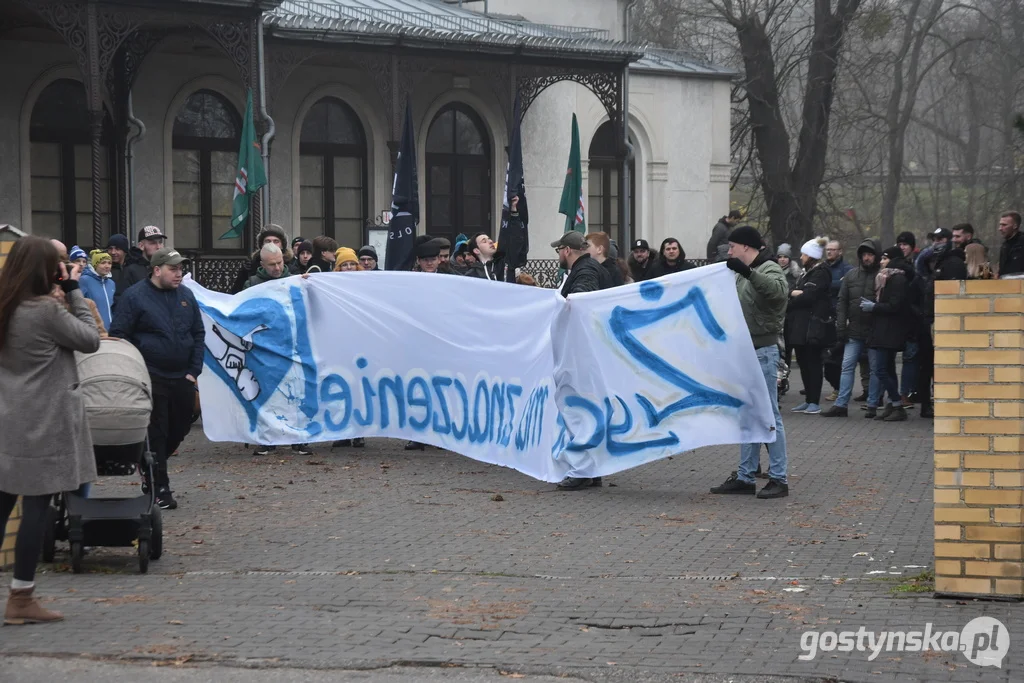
<box><xmin>1</xmin><ymin>382</ymin><xmax>1020</xmax><ymax>682</ymax></box>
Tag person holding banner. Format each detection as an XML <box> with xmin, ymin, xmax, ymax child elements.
<box><xmin>712</xmin><ymin>226</ymin><xmax>790</xmax><ymax>499</ymax></box>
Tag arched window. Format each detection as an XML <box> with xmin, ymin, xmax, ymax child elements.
<box><xmin>588</xmin><ymin>121</ymin><xmax>635</xmax><ymax>247</ymax></box>
<box><xmin>426</xmin><ymin>104</ymin><xmax>491</xmax><ymax>241</ymax></box>
<box><xmin>299</xmin><ymin>97</ymin><xmax>367</xmax><ymax>246</ymax></box>
<box><xmin>30</xmin><ymin>78</ymin><xmax>115</xmax><ymax>248</ymax></box>
<box><xmin>172</xmin><ymin>90</ymin><xmax>242</xmax><ymax>252</ymax></box>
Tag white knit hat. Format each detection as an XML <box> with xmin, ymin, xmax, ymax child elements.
<box><xmin>801</xmin><ymin>239</ymin><xmax>824</xmax><ymax>260</ymax></box>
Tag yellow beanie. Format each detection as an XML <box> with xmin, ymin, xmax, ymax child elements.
<box><xmin>335</xmin><ymin>247</ymin><xmax>358</xmax><ymax>265</ymax></box>
<box><xmin>90</xmin><ymin>249</ymin><xmax>111</xmax><ymax>269</ymax></box>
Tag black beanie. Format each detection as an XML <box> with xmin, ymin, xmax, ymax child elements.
<box><xmin>728</xmin><ymin>225</ymin><xmax>762</xmax><ymax>250</ymax></box>
<box><xmin>882</xmin><ymin>246</ymin><xmax>903</xmax><ymax>261</ymax></box>
<box><xmin>896</xmin><ymin>231</ymin><xmax>916</xmax><ymax>248</ymax></box>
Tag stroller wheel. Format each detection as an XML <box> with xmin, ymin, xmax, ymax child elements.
<box><xmin>41</xmin><ymin>506</ymin><xmax>58</xmax><ymax>563</ymax></box>
<box><xmin>150</xmin><ymin>508</ymin><xmax>163</xmax><ymax>561</ymax></box>
<box><xmin>70</xmin><ymin>541</ymin><xmax>84</xmax><ymax>574</ymax></box>
<box><xmin>138</xmin><ymin>540</ymin><xmax>150</xmax><ymax>574</ymax></box>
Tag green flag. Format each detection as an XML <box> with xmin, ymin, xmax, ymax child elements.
<box><xmin>223</xmin><ymin>89</ymin><xmax>267</xmax><ymax>239</ymax></box>
<box><xmin>557</xmin><ymin>113</ymin><xmax>585</xmax><ymax>234</ymax></box>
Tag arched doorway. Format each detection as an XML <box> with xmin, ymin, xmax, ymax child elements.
<box><xmin>298</xmin><ymin>97</ymin><xmax>368</xmax><ymax>247</ymax></box>
<box><xmin>587</xmin><ymin>121</ymin><xmax>635</xmax><ymax>248</ymax></box>
<box><xmin>29</xmin><ymin>78</ymin><xmax>116</xmax><ymax>248</ymax></box>
<box><xmin>426</xmin><ymin>104</ymin><xmax>491</xmax><ymax>241</ymax></box>
<box><xmin>171</xmin><ymin>90</ymin><xmax>242</xmax><ymax>252</ymax></box>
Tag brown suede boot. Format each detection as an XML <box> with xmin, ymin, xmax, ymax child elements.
<box><xmin>4</xmin><ymin>587</ymin><xmax>64</xmax><ymax>625</ymax></box>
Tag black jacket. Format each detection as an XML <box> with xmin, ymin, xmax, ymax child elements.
<box><xmin>600</xmin><ymin>258</ymin><xmax>625</xmax><ymax>287</ymax></box>
<box><xmin>999</xmin><ymin>231</ymin><xmax>1024</xmax><ymax>278</ymax></box>
<box><xmin>867</xmin><ymin>259</ymin><xmax>911</xmax><ymax>350</ymax></box>
<box><xmin>934</xmin><ymin>246</ymin><xmax>968</xmax><ymax>281</ymax></box>
<box><xmin>785</xmin><ymin>261</ymin><xmax>833</xmax><ymax>347</ymax></box>
<box><xmin>627</xmin><ymin>254</ymin><xmax>655</xmax><ymax>282</ymax></box>
<box><xmin>560</xmin><ymin>254</ymin><xmax>612</xmax><ymax>296</ymax></box>
<box><xmin>707</xmin><ymin>218</ymin><xmax>731</xmax><ymax>262</ymax></box>
<box><xmin>120</xmin><ymin>247</ymin><xmax>151</xmax><ymax>292</ymax></box>
<box><xmin>647</xmin><ymin>257</ymin><xmax>695</xmax><ymax>279</ymax></box>
<box><xmin>108</xmin><ymin>279</ymin><xmax>206</xmax><ymax>380</ymax></box>
<box><xmin>304</xmin><ymin>256</ymin><xmax>333</xmax><ymax>274</ymax></box>
<box><xmin>464</xmin><ymin>259</ymin><xmax>503</xmax><ymax>281</ymax></box>
<box><xmin>836</xmin><ymin>239</ymin><xmax>881</xmax><ymax>342</ymax></box>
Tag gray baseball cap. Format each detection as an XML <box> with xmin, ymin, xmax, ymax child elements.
<box><xmin>150</xmin><ymin>247</ymin><xmax>187</xmax><ymax>268</ymax></box>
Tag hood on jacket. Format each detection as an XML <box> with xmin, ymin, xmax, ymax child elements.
<box><xmin>126</xmin><ymin>246</ymin><xmax>149</xmax><ymax>265</ymax></box>
<box><xmin>82</xmin><ymin>266</ymin><xmax>111</xmax><ymax>282</ymax></box>
<box><xmin>856</xmin><ymin>238</ymin><xmax>881</xmax><ymax>270</ymax></box>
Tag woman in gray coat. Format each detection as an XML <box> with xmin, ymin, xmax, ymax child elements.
<box><xmin>0</xmin><ymin>236</ymin><xmax>100</xmax><ymax>625</ymax></box>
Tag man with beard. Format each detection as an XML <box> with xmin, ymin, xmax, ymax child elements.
<box><xmin>998</xmin><ymin>211</ymin><xmax>1024</xmax><ymax>277</ymax></box>
<box><xmin>627</xmin><ymin>239</ymin><xmax>655</xmax><ymax>282</ymax></box>
<box><xmin>551</xmin><ymin>231</ymin><xmax>613</xmax><ymax>491</ymax></box>
<box><xmin>105</xmin><ymin>233</ymin><xmax>131</xmax><ymax>302</ymax></box>
<box><xmin>122</xmin><ymin>225</ymin><xmax>167</xmax><ymax>291</ymax></box>
<box><xmin>647</xmin><ymin>238</ymin><xmax>695</xmax><ymax>279</ymax></box>
<box><xmin>821</xmin><ymin>239</ymin><xmax>880</xmax><ymax>417</ymax></box>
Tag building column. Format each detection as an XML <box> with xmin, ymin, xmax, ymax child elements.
<box><xmin>646</xmin><ymin>160</ymin><xmax>668</xmax><ymax>244</ymax></box>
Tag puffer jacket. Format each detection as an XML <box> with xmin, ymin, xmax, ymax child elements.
<box><xmin>836</xmin><ymin>238</ymin><xmax>881</xmax><ymax>342</ymax></box>
<box><xmin>79</xmin><ymin>267</ymin><xmax>117</xmax><ymax>330</ymax></box>
<box><xmin>785</xmin><ymin>261</ymin><xmax>833</xmax><ymax>347</ymax></box>
<box><xmin>243</xmin><ymin>267</ymin><xmax>286</xmax><ymax>289</ymax></box>
<box><xmin>734</xmin><ymin>253</ymin><xmax>789</xmax><ymax>349</ymax></box>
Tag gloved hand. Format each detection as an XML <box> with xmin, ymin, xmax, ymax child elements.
<box><xmin>726</xmin><ymin>258</ymin><xmax>752</xmax><ymax>279</ymax></box>
<box><xmin>859</xmin><ymin>298</ymin><xmax>876</xmax><ymax>312</ymax></box>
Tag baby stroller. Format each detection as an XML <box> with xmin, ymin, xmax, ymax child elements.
<box><xmin>41</xmin><ymin>339</ymin><xmax>163</xmax><ymax>573</ymax></box>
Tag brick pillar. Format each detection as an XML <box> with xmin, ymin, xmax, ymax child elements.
<box><xmin>1</xmin><ymin>499</ymin><xmax>20</xmax><ymax>569</ymax></box>
<box><xmin>934</xmin><ymin>279</ymin><xmax>1024</xmax><ymax>599</ymax></box>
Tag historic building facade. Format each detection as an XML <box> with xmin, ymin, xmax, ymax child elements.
<box><xmin>0</xmin><ymin>0</ymin><xmax>732</xmax><ymax>289</ymax></box>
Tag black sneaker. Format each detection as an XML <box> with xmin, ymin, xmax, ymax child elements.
<box><xmin>820</xmin><ymin>405</ymin><xmax>848</xmax><ymax>417</ymax></box>
<box><xmin>253</xmin><ymin>445</ymin><xmax>275</xmax><ymax>456</ymax></box>
<box><xmin>291</xmin><ymin>444</ymin><xmax>312</xmax><ymax>455</ymax></box>
<box><xmin>156</xmin><ymin>488</ymin><xmax>178</xmax><ymax>510</ymax></box>
<box><xmin>352</xmin><ymin>438</ymin><xmax>366</xmax><ymax>448</ymax></box>
<box><xmin>854</xmin><ymin>391</ymin><xmax>868</xmax><ymax>402</ymax></box>
<box><xmin>404</xmin><ymin>441</ymin><xmax>425</xmax><ymax>451</ymax></box>
<box><xmin>757</xmin><ymin>478</ymin><xmax>789</xmax><ymax>499</ymax></box>
<box><xmin>920</xmin><ymin>404</ymin><xmax>934</xmax><ymax>419</ymax></box>
<box><xmin>710</xmin><ymin>472</ymin><xmax>756</xmax><ymax>494</ymax></box>
<box><xmin>883</xmin><ymin>407</ymin><xmax>908</xmax><ymax>422</ymax></box>
<box><xmin>332</xmin><ymin>440</ymin><xmax>351</xmax><ymax>448</ymax></box>
<box><xmin>864</xmin><ymin>407</ymin><xmax>877</xmax><ymax>418</ymax></box>
<box><xmin>875</xmin><ymin>403</ymin><xmax>895</xmax><ymax>420</ymax></box>
<box><xmin>590</xmin><ymin>477</ymin><xmax>603</xmax><ymax>487</ymax></box>
<box><xmin>557</xmin><ymin>477</ymin><xmax>593</xmax><ymax>490</ymax></box>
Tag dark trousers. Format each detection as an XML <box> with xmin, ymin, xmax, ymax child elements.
<box><xmin>0</xmin><ymin>492</ymin><xmax>50</xmax><ymax>582</ymax></box>
<box><xmin>794</xmin><ymin>345</ymin><xmax>825</xmax><ymax>404</ymax></box>
<box><xmin>148</xmin><ymin>376</ymin><xmax>196</xmax><ymax>491</ymax></box>
<box><xmin>916</xmin><ymin>331</ymin><xmax>934</xmax><ymax>407</ymax></box>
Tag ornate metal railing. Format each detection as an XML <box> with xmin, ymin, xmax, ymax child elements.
<box><xmin>186</xmin><ymin>255</ymin><xmax>712</xmax><ymax>293</ymax></box>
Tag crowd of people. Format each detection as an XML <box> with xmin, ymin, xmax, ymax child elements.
<box><xmin>1</xmin><ymin>206</ymin><xmax>1021</xmax><ymax>625</ymax></box>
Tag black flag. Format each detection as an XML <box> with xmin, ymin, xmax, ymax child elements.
<box><xmin>497</xmin><ymin>93</ymin><xmax>528</xmax><ymax>283</ymax></box>
<box><xmin>386</xmin><ymin>99</ymin><xmax>419</xmax><ymax>271</ymax></box>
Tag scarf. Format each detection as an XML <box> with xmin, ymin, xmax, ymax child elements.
<box><xmin>874</xmin><ymin>268</ymin><xmax>901</xmax><ymax>301</ymax></box>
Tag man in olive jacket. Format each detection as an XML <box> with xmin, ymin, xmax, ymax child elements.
<box><xmin>821</xmin><ymin>238</ymin><xmax>879</xmax><ymax>416</ymax></box>
<box><xmin>711</xmin><ymin>225</ymin><xmax>790</xmax><ymax>499</ymax></box>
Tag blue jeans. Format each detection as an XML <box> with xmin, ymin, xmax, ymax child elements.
<box><xmin>738</xmin><ymin>345</ymin><xmax>788</xmax><ymax>484</ymax></box>
<box><xmin>901</xmin><ymin>341</ymin><xmax>919</xmax><ymax>398</ymax></box>
<box><xmin>868</xmin><ymin>348</ymin><xmax>900</xmax><ymax>408</ymax></box>
<box><xmin>835</xmin><ymin>338</ymin><xmax>873</xmax><ymax>408</ymax></box>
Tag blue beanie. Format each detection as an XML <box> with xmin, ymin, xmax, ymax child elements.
<box><xmin>69</xmin><ymin>245</ymin><xmax>87</xmax><ymax>262</ymax></box>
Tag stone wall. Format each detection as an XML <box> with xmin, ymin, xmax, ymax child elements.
<box><xmin>933</xmin><ymin>279</ymin><xmax>1024</xmax><ymax>599</ymax></box>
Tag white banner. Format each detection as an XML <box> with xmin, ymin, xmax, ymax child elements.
<box><xmin>186</xmin><ymin>264</ymin><xmax>775</xmax><ymax>483</ymax></box>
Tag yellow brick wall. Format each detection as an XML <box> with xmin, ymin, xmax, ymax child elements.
<box><xmin>934</xmin><ymin>279</ymin><xmax>1024</xmax><ymax>598</ymax></box>
<box><xmin>0</xmin><ymin>499</ymin><xmax>20</xmax><ymax>569</ymax></box>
